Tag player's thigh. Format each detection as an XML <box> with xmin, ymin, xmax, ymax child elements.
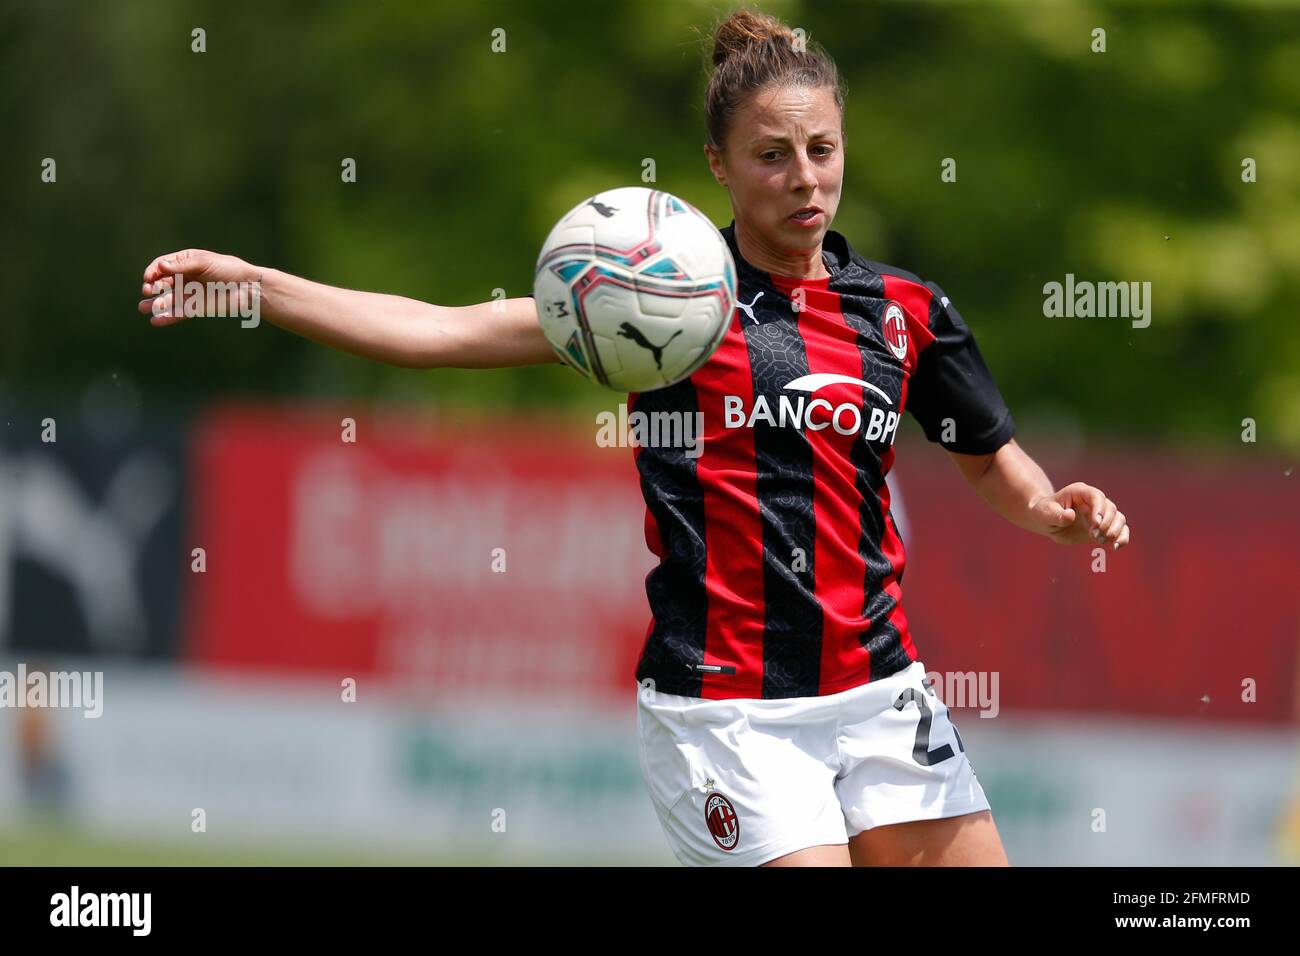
<box><xmin>761</xmin><ymin>843</ymin><xmax>852</xmax><ymax>867</ymax></box>
<box><xmin>847</xmin><ymin>809</ymin><xmax>1009</xmax><ymax>866</ymax></box>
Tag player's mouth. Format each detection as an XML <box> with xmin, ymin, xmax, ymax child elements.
<box><xmin>789</xmin><ymin>206</ymin><xmax>824</xmax><ymax>227</ymax></box>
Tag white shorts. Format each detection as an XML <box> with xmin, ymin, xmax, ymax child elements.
<box><xmin>635</xmin><ymin>660</ymin><xmax>990</xmax><ymax>867</ymax></box>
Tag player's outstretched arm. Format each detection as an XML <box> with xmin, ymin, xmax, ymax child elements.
<box><xmin>137</xmin><ymin>248</ymin><xmax>558</xmax><ymax>369</ymax></box>
<box><xmin>948</xmin><ymin>438</ymin><xmax>1131</xmax><ymax>549</ymax></box>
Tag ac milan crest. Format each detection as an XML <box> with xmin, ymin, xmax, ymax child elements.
<box><xmin>704</xmin><ymin>792</ymin><xmax>740</xmax><ymax>851</ymax></box>
<box><xmin>883</xmin><ymin>302</ymin><xmax>909</xmax><ymax>362</ymax></box>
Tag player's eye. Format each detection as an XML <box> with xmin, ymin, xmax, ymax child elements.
<box><xmin>812</xmin><ymin>144</ymin><xmax>834</xmax><ymax>157</ymax></box>
<box><xmin>761</xmin><ymin>150</ymin><xmax>782</xmax><ymax>162</ymax></box>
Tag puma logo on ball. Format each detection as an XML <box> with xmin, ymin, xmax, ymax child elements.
<box><xmin>617</xmin><ymin>322</ymin><xmax>682</xmax><ymax>370</ymax></box>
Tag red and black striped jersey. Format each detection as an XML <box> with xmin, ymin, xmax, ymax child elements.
<box><xmin>629</xmin><ymin>220</ymin><xmax>1015</xmax><ymax>700</ymax></box>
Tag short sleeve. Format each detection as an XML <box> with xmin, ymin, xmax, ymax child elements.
<box><xmin>905</xmin><ymin>281</ymin><xmax>1015</xmax><ymax>455</ymax></box>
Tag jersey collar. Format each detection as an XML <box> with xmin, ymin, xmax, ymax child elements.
<box><xmin>720</xmin><ymin>220</ymin><xmax>875</xmax><ymax>293</ymax></box>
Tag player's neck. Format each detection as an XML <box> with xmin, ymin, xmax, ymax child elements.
<box><xmin>734</xmin><ymin>221</ymin><xmax>830</xmax><ymax>281</ymax></box>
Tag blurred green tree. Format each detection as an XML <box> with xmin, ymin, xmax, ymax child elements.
<box><xmin>1</xmin><ymin>0</ymin><xmax>1297</xmax><ymax>449</ymax></box>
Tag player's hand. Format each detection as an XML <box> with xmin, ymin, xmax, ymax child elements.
<box><xmin>138</xmin><ymin>249</ymin><xmax>258</xmax><ymax>327</ymax></box>
<box><xmin>1029</xmin><ymin>482</ymin><xmax>1130</xmax><ymax>549</ymax></box>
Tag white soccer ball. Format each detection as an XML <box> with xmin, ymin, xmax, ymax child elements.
<box><xmin>533</xmin><ymin>186</ymin><xmax>737</xmax><ymax>392</ymax></box>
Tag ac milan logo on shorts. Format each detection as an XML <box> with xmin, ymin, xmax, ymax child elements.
<box><xmin>883</xmin><ymin>303</ymin><xmax>908</xmax><ymax>361</ymax></box>
<box><xmin>704</xmin><ymin>792</ymin><xmax>740</xmax><ymax>851</ymax></box>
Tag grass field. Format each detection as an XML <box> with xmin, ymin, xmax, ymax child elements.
<box><xmin>0</xmin><ymin>826</ymin><xmax>439</xmax><ymax>865</ymax></box>
<box><xmin>0</xmin><ymin>825</ymin><xmax>644</xmax><ymax>866</ymax></box>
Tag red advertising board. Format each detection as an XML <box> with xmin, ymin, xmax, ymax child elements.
<box><xmin>184</xmin><ymin>405</ymin><xmax>1299</xmax><ymax>724</ymax></box>
<box><xmin>184</xmin><ymin>405</ymin><xmax>654</xmax><ymax>703</ymax></box>
<box><xmin>895</xmin><ymin>443</ymin><xmax>1300</xmax><ymax>726</ymax></box>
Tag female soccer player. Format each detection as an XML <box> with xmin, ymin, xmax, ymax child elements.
<box><xmin>138</xmin><ymin>8</ymin><xmax>1129</xmax><ymax>867</ymax></box>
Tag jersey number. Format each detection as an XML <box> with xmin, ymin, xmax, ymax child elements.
<box><xmin>893</xmin><ymin>687</ymin><xmax>966</xmax><ymax>767</ymax></box>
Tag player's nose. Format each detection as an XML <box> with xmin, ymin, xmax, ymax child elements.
<box><xmin>788</xmin><ymin>150</ymin><xmax>818</xmax><ymax>191</ymax></box>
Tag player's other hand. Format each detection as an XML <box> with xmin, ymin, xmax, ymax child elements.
<box><xmin>138</xmin><ymin>249</ymin><xmax>257</xmax><ymax>327</ymax></box>
<box><xmin>1029</xmin><ymin>482</ymin><xmax>1130</xmax><ymax>549</ymax></box>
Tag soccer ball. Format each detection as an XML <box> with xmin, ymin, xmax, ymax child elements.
<box><xmin>533</xmin><ymin>186</ymin><xmax>737</xmax><ymax>392</ymax></box>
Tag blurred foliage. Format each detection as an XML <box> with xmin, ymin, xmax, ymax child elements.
<box><xmin>1</xmin><ymin>0</ymin><xmax>1298</xmax><ymax>450</ymax></box>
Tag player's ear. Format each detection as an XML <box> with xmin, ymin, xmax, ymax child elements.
<box><xmin>704</xmin><ymin>143</ymin><xmax>726</xmax><ymax>186</ymax></box>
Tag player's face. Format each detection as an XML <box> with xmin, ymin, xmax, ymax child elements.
<box><xmin>706</xmin><ymin>84</ymin><xmax>844</xmax><ymax>257</ymax></box>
